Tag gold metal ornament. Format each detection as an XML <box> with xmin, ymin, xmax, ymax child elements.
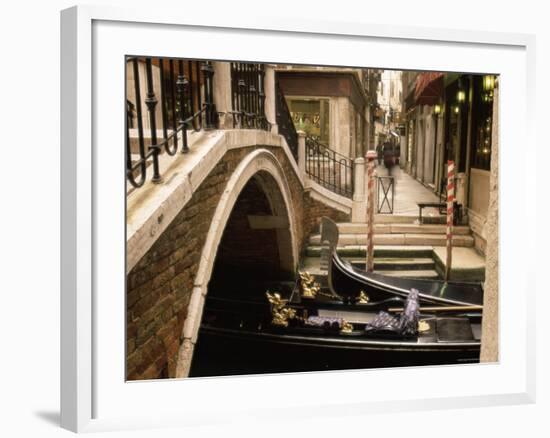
<box><xmin>357</xmin><ymin>290</ymin><xmax>370</xmax><ymax>304</ymax></box>
<box><xmin>418</xmin><ymin>320</ymin><xmax>431</xmax><ymax>333</ymax></box>
<box><xmin>341</xmin><ymin>320</ymin><xmax>354</xmax><ymax>334</ymax></box>
<box><xmin>266</xmin><ymin>291</ymin><xmax>297</xmax><ymax>327</ymax></box>
<box><xmin>299</xmin><ymin>271</ymin><xmax>321</xmax><ymax>299</ymax></box>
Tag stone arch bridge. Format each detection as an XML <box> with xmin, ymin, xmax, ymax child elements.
<box><xmin>126</xmin><ymin>129</ymin><xmax>351</xmax><ymax>379</ymax></box>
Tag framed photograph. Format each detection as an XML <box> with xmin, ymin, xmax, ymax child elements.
<box><xmin>61</xmin><ymin>5</ymin><xmax>536</xmax><ymax>433</ymax></box>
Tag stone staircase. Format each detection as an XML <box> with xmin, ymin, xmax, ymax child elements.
<box><xmin>307</xmin><ymin>221</ymin><xmax>473</xmax><ymax>249</ymax></box>
<box><xmin>303</xmin><ymin>218</ymin><xmax>475</xmax><ymax>280</ymax></box>
<box><xmin>303</xmin><ymin>247</ymin><xmax>440</xmax><ymax>280</ymax></box>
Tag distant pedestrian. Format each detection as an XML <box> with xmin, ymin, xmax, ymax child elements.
<box><xmin>376</xmin><ymin>143</ymin><xmax>383</xmax><ymax>165</ymax></box>
<box><xmin>383</xmin><ymin>141</ymin><xmax>395</xmax><ymax>174</ymax></box>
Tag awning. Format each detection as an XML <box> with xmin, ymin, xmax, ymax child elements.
<box><xmin>414</xmin><ymin>72</ymin><xmax>444</xmax><ymax>105</ymax></box>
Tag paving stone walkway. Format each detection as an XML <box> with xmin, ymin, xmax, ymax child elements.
<box><xmin>375</xmin><ymin>164</ymin><xmax>441</xmax><ymax>217</ymax></box>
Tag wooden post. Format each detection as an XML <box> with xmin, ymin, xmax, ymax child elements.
<box><xmin>445</xmin><ymin>160</ymin><xmax>455</xmax><ymax>280</ymax></box>
<box><xmin>366</xmin><ymin>150</ymin><xmax>377</xmax><ymax>272</ymax></box>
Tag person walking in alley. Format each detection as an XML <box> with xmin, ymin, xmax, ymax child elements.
<box><xmin>383</xmin><ymin>140</ymin><xmax>395</xmax><ymax>175</ymax></box>
<box><xmin>376</xmin><ymin>142</ymin><xmax>383</xmax><ymax>165</ymax></box>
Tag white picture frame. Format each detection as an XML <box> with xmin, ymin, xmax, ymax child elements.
<box><xmin>60</xmin><ymin>5</ymin><xmax>536</xmax><ymax>433</ymax></box>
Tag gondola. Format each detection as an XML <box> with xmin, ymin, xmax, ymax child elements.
<box><xmin>190</xmin><ymin>262</ymin><xmax>482</xmax><ymax>377</ymax></box>
<box><xmin>321</xmin><ymin>217</ymin><xmax>484</xmax><ymax>307</ymax></box>
<box><xmin>190</xmin><ymin>287</ymin><xmax>481</xmax><ymax>377</ymax></box>
<box><xmin>189</xmin><ymin>217</ymin><xmax>483</xmax><ymax>377</ymax></box>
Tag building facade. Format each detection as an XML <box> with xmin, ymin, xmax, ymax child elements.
<box><xmin>276</xmin><ymin>65</ymin><xmax>371</xmax><ymax>158</ymax></box>
<box><xmin>375</xmin><ymin>70</ymin><xmax>403</xmax><ymax>154</ymax></box>
<box><xmin>402</xmin><ymin>71</ymin><xmax>497</xmax><ymax>254</ymax></box>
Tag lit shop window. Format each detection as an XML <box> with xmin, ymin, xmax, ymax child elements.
<box><xmin>471</xmin><ymin>75</ymin><xmax>495</xmax><ymax>170</ymax></box>
<box><xmin>288</xmin><ymin>99</ymin><xmax>330</xmax><ymax>144</ymax></box>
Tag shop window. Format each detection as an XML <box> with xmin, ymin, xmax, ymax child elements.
<box><xmin>287</xmin><ymin>99</ymin><xmax>330</xmax><ymax>144</ymax></box>
<box><xmin>470</xmin><ymin>75</ymin><xmax>495</xmax><ymax>171</ymax></box>
<box><xmin>444</xmin><ymin>77</ymin><xmax>470</xmax><ymax>173</ymax></box>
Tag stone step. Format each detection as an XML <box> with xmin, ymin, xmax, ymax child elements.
<box><xmin>373</xmin><ymin>269</ymin><xmax>440</xmax><ymax>279</ymax></box>
<box><xmin>300</xmin><ymin>257</ymin><xmax>439</xmax><ymax>280</ymax></box>
<box><xmin>374</xmin><ymin>214</ymin><xmax>418</xmax><ymax>224</ymax></box>
<box><xmin>374</xmin><ymin>214</ymin><xmax>445</xmax><ymax>224</ymax></box>
<box><xmin>305</xmin><ymin>245</ymin><xmax>434</xmax><ymax>258</ymax></box>
<box><xmin>348</xmin><ymin>257</ymin><xmax>435</xmax><ymax>271</ymax></box>
<box><xmin>309</xmin><ymin>233</ymin><xmax>474</xmax><ymax>247</ymax></box>
<box><xmin>336</xmin><ymin>223</ymin><xmax>470</xmax><ymax>235</ymax></box>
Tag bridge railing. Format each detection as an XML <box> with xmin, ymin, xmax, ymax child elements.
<box><xmin>126</xmin><ymin>59</ymin><xmax>276</xmax><ymax>189</ymax></box>
<box><xmin>229</xmin><ymin>62</ymin><xmax>270</xmax><ymax>131</ymax></box>
<box><xmin>126</xmin><ymin>57</ymin><xmax>218</xmax><ymax>189</ymax></box>
<box><xmin>304</xmin><ymin>136</ymin><xmax>354</xmax><ymax>198</ymax></box>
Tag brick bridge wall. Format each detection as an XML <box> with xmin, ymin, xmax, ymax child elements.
<box><xmin>303</xmin><ymin>195</ymin><xmax>350</xmax><ymax>238</ymax></box>
<box><xmin>212</xmin><ymin>179</ymin><xmax>283</xmax><ymax>282</ymax></box>
<box><xmin>126</xmin><ymin>145</ymin><xmax>350</xmax><ymax>380</ymax></box>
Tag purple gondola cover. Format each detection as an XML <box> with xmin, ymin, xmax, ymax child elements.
<box><xmin>399</xmin><ymin>288</ymin><xmax>420</xmax><ymax>336</ymax></box>
<box><xmin>365</xmin><ymin>288</ymin><xmax>420</xmax><ymax>336</ymax></box>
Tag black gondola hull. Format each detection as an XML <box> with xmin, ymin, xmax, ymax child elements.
<box><xmin>189</xmin><ymin>325</ymin><xmax>480</xmax><ymax>378</ymax></box>
<box><xmin>329</xmin><ymin>252</ymin><xmax>484</xmax><ymax>307</ymax></box>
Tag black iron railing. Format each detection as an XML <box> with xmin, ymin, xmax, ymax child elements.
<box><xmin>377</xmin><ymin>176</ymin><xmax>395</xmax><ymax>214</ymax></box>
<box><xmin>230</xmin><ymin>63</ymin><xmax>270</xmax><ymax>131</ymax></box>
<box><xmin>275</xmin><ymin>81</ymin><xmax>298</xmax><ymax>160</ymax></box>
<box><xmin>305</xmin><ymin>136</ymin><xmax>353</xmax><ymax>198</ymax></box>
<box><xmin>126</xmin><ymin>57</ymin><xmax>218</xmax><ymax>189</ymax></box>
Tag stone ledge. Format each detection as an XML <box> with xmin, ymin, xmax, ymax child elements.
<box><xmin>126</xmin><ymin>129</ymin><xmax>303</xmax><ymax>273</ymax></box>
<box><xmin>305</xmin><ymin>179</ymin><xmax>352</xmax><ymax>214</ymax></box>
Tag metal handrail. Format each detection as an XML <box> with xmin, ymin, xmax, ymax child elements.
<box><xmin>230</xmin><ymin>62</ymin><xmax>270</xmax><ymax>131</ymax></box>
<box><xmin>126</xmin><ymin>57</ymin><xmax>218</xmax><ymax>189</ymax></box>
<box><xmin>305</xmin><ymin>136</ymin><xmax>354</xmax><ymax>198</ymax></box>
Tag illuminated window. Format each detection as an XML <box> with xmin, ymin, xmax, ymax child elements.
<box><xmin>470</xmin><ymin>75</ymin><xmax>495</xmax><ymax>170</ymax></box>
<box><xmin>287</xmin><ymin>99</ymin><xmax>330</xmax><ymax>144</ymax></box>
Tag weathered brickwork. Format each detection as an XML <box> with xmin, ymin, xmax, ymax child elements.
<box><xmin>212</xmin><ymin>179</ymin><xmax>282</xmax><ymax>282</ymax></box>
<box><xmin>126</xmin><ymin>146</ymin><xmax>307</xmax><ymax>380</ymax></box>
<box><xmin>127</xmin><ymin>143</ymin><xmax>352</xmax><ymax>380</ymax></box>
<box><xmin>303</xmin><ymin>194</ymin><xmax>350</xmax><ymax>238</ymax></box>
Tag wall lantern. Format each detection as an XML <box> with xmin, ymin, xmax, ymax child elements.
<box><xmin>454</xmin><ymin>105</ymin><xmax>460</xmax><ymax>114</ymax></box>
<box><xmin>482</xmin><ymin>75</ymin><xmax>495</xmax><ymax>103</ymax></box>
<box><xmin>483</xmin><ymin>75</ymin><xmax>495</xmax><ymax>92</ymax></box>
<box><xmin>457</xmin><ymin>90</ymin><xmax>466</xmax><ymax>103</ymax></box>
<box><xmin>434</xmin><ymin>104</ymin><xmax>442</xmax><ymax>115</ymax></box>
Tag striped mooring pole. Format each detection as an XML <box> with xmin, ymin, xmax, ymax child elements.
<box><xmin>366</xmin><ymin>150</ymin><xmax>378</xmax><ymax>272</ymax></box>
<box><xmin>445</xmin><ymin>160</ymin><xmax>455</xmax><ymax>281</ymax></box>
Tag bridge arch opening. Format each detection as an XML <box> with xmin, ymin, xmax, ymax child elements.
<box><xmin>175</xmin><ymin>149</ymin><xmax>299</xmax><ymax>377</ymax></box>
<box><xmin>209</xmin><ymin>172</ymin><xmax>295</xmax><ymax>291</ymax></box>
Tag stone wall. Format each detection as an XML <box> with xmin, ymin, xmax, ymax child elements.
<box><xmin>480</xmin><ymin>81</ymin><xmax>499</xmax><ymax>363</ymax></box>
<box><xmin>303</xmin><ymin>192</ymin><xmax>351</xmax><ymax>238</ymax></box>
<box><xmin>126</xmin><ymin>145</ymin><xmax>306</xmax><ymax>380</ymax></box>
<box><xmin>126</xmin><ymin>153</ymin><xmax>231</xmax><ymax>380</ymax></box>
<box><xmin>211</xmin><ymin>179</ymin><xmax>283</xmax><ymax>282</ymax></box>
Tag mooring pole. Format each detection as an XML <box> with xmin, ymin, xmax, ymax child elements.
<box><xmin>445</xmin><ymin>160</ymin><xmax>455</xmax><ymax>281</ymax></box>
<box><xmin>366</xmin><ymin>150</ymin><xmax>377</xmax><ymax>272</ymax></box>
